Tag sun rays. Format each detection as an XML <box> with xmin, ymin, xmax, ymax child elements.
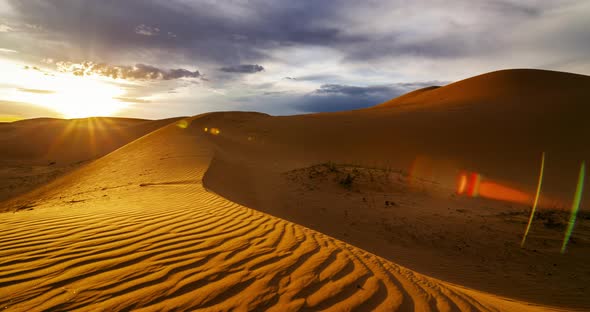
<box><xmin>45</xmin><ymin>117</ymin><xmax>135</xmax><ymax>159</ymax></box>
<box><xmin>0</xmin><ymin>59</ymin><xmax>130</xmax><ymax>119</ymax></box>
<box><xmin>17</xmin><ymin>75</ymin><xmax>128</xmax><ymax>118</ymax></box>
<box><xmin>47</xmin><ymin>79</ymin><xmax>127</xmax><ymax>118</ymax></box>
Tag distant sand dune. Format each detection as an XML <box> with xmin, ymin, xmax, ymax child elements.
<box><xmin>0</xmin><ymin>117</ymin><xmax>182</xmax><ymax>203</ymax></box>
<box><xmin>0</xmin><ymin>118</ymin><xmax>558</xmax><ymax>311</ymax></box>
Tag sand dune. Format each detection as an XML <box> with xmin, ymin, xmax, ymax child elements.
<box><xmin>372</xmin><ymin>69</ymin><xmax>590</xmax><ymax>203</ymax></box>
<box><xmin>0</xmin><ymin>117</ymin><xmax>181</xmax><ymax>203</ymax></box>
<box><xmin>197</xmin><ymin>69</ymin><xmax>590</xmax><ymax>308</ymax></box>
<box><xmin>0</xmin><ymin>116</ymin><xmax>559</xmax><ymax>311</ymax></box>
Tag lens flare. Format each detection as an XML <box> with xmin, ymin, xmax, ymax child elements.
<box><xmin>408</xmin><ymin>156</ymin><xmax>434</xmax><ymax>187</ymax></box>
<box><xmin>521</xmin><ymin>152</ymin><xmax>546</xmax><ymax>248</ymax></box>
<box><xmin>456</xmin><ymin>172</ymin><xmax>481</xmax><ymax>197</ymax></box>
<box><xmin>203</xmin><ymin>127</ymin><xmax>220</xmax><ymax>135</ymax></box>
<box><xmin>478</xmin><ymin>181</ymin><xmax>531</xmax><ymax>204</ymax></box>
<box><xmin>457</xmin><ymin>173</ymin><xmax>468</xmax><ymax>194</ymax></box>
<box><xmin>456</xmin><ymin>171</ymin><xmax>532</xmax><ymax>205</ymax></box>
<box><xmin>561</xmin><ymin>161</ymin><xmax>585</xmax><ymax>254</ymax></box>
<box><xmin>177</xmin><ymin>119</ymin><xmax>189</xmax><ymax>129</ymax></box>
<box><xmin>466</xmin><ymin>172</ymin><xmax>482</xmax><ymax>197</ymax></box>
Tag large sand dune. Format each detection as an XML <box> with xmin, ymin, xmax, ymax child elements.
<box><xmin>198</xmin><ymin>69</ymin><xmax>590</xmax><ymax>308</ymax></box>
<box><xmin>0</xmin><ymin>115</ymin><xmax>558</xmax><ymax>311</ymax></box>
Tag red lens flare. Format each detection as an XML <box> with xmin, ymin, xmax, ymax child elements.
<box><xmin>478</xmin><ymin>181</ymin><xmax>531</xmax><ymax>205</ymax></box>
<box><xmin>457</xmin><ymin>171</ymin><xmax>482</xmax><ymax>197</ymax></box>
<box><xmin>457</xmin><ymin>173</ymin><xmax>468</xmax><ymax>195</ymax></box>
<box><xmin>456</xmin><ymin>171</ymin><xmax>530</xmax><ymax>205</ymax></box>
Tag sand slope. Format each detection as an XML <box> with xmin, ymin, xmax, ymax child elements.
<box><xmin>0</xmin><ymin>117</ymin><xmax>556</xmax><ymax>311</ymax></box>
<box><xmin>0</xmin><ymin>117</ymin><xmax>181</xmax><ymax>203</ymax></box>
<box><xmin>196</xmin><ymin>69</ymin><xmax>590</xmax><ymax>308</ymax></box>
<box><xmin>372</xmin><ymin>68</ymin><xmax>590</xmax><ymax>202</ymax></box>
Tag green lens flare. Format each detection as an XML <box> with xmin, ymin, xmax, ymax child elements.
<box><xmin>561</xmin><ymin>161</ymin><xmax>586</xmax><ymax>254</ymax></box>
<box><xmin>521</xmin><ymin>152</ymin><xmax>545</xmax><ymax>248</ymax></box>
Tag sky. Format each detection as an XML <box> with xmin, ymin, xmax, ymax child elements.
<box><xmin>0</xmin><ymin>0</ymin><xmax>589</xmax><ymax>120</ymax></box>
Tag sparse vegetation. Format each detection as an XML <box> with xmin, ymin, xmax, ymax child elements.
<box><xmin>384</xmin><ymin>200</ymin><xmax>397</xmax><ymax>207</ymax></box>
<box><xmin>498</xmin><ymin>207</ymin><xmax>580</xmax><ymax>230</ymax></box>
<box><xmin>324</xmin><ymin>161</ymin><xmax>338</xmax><ymax>172</ymax></box>
<box><xmin>339</xmin><ymin>173</ymin><xmax>355</xmax><ymax>188</ymax></box>
<box><xmin>536</xmin><ymin>210</ymin><xmax>568</xmax><ymax>229</ymax></box>
<box><xmin>284</xmin><ymin>161</ymin><xmax>415</xmax><ymax>193</ymax></box>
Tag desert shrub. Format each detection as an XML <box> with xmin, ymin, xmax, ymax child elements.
<box><xmin>536</xmin><ymin>209</ymin><xmax>568</xmax><ymax>229</ymax></box>
<box><xmin>339</xmin><ymin>173</ymin><xmax>355</xmax><ymax>188</ymax></box>
<box><xmin>324</xmin><ymin>162</ymin><xmax>338</xmax><ymax>172</ymax></box>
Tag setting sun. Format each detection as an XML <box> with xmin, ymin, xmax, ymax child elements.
<box><xmin>45</xmin><ymin>78</ymin><xmax>127</xmax><ymax>118</ymax></box>
<box><xmin>0</xmin><ymin>59</ymin><xmax>129</xmax><ymax>118</ymax></box>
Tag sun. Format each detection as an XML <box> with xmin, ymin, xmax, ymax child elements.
<box><xmin>47</xmin><ymin>78</ymin><xmax>128</xmax><ymax>118</ymax></box>
<box><xmin>1</xmin><ymin>59</ymin><xmax>130</xmax><ymax>118</ymax></box>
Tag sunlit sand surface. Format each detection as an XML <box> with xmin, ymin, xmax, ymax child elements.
<box><xmin>0</xmin><ymin>117</ymin><xmax>180</xmax><ymax>203</ymax></box>
<box><xmin>1</xmin><ymin>118</ymin><xmax>557</xmax><ymax>311</ymax></box>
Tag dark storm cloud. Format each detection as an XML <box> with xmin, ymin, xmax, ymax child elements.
<box><xmin>293</xmin><ymin>74</ymin><xmax>340</xmax><ymax>82</ymax></box>
<box><xmin>3</xmin><ymin>0</ymin><xmax>351</xmax><ymax>65</ymax></box>
<box><xmin>296</xmin><ymin>81</ymin><xmax>447</xmax><ymax>113</ymax></box>
<box><xmin>55</xmin><ymin>61</ymin><xmax>200</xmax><ymax>80</ymax></box>
<box><xmin>315</xmin><ymin>84</ymin><xmax>396</xmax><ymax>97</ymax></box>
<box><xmin>484</xmin><ymin>0</ymin><xmax>542</xmax><ymax>17</ymax></box>
<box><xmin>164</xmin><ymin>68</ymin><xmax>201</xmax><ymax>79</ymax></box>
<box><xmin>220</xmin><ymin>64</ymin><xmax>265</xmax><ymax>74</ymax></box>
<box><xmin>4</xmin><ymin>0</ymin><xmax>587</xmax><ymax>66</ymax></box>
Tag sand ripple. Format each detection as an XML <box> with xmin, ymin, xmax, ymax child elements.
<box><xmin>0</xmin><ymin>122</ymin><xmax>555</xmax><ymax>311</ymax></box>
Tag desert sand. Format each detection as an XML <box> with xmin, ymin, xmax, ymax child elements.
<box><xmin>0</xmin><ymin>117</ymin><xmax>180</xmax><ymax>203</ymax></box>
<box><xmin>1</xmin><ymin>69</ymin><xmax>588</xmax><ymax>310</ymax></box>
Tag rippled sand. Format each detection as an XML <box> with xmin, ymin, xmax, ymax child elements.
<box><xmin>0</xmin><ymin>119</ymin><xmax>560</xmax><ymax>311</ymax></box>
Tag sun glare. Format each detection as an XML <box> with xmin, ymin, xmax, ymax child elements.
<box><xmin>1</xmin><ymin>59</ymin><xmax>129</xmax><ymax>118</ymax></box>
<box><xmin>48</xmin><ymin>78</ymin><xmax>127</xmax><ymax>118</ymax></box>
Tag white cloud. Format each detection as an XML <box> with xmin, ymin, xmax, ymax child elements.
<box><xmin>0</xmin><ymin>24</ymin><xmax>13</xmax><ymax>32</ymax></box>
<box><xmin>24</xmin><ymin>23</ymin><xmax>42</xmax><ymax>31</ymax></box>
<box><xmin>135</xmin><ymin>24</ymin><xmax>160</xmax><ymax>36</ymax></box>
<box><xmin>0</xmin><ymin>48</ymin><xmax>17</xmax><ymax>53</ymax></box>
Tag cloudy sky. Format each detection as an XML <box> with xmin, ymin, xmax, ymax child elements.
<box><xmin>0</xmin><ymin>0</ymin><xmax>588</xmax><ymax>120</ymax></box>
